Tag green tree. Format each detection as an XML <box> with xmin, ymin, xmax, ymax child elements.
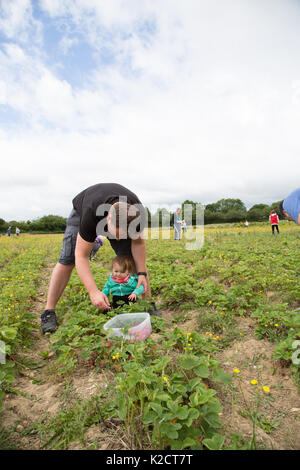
<box><xmin>204</xmin><ymin>198</ymin><xmax>247</xmax><ymax>224</ymax></box>
<box><xmin>247</xmin><ymin>204</ymin><xmax>270</xmax><ymax>222</ymax></box>
<box><xmin>209</xmin><ymin>198</ymin><xmax>246</xmax><ymax>213</ymax></box>
<box><xmin>0</xmin><ymin>218</ymin><xmax>6</xmax><ymax>232</ymax></box>
<box><xmin>30</xmin><ymin>215</ymin><xmax>67</xmax><ymax>232</ymax></box>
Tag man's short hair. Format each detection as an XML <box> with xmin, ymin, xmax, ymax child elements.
<box><xmin>109</xmin><ymin>202</ymin><xmax>142</xmax><ymax>235</ymax></box>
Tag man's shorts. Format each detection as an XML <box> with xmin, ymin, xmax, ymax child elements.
<box><xmin>58</xmin><ymin>209</ymin><xmax>132</xmax><ymax>265</ymax></box>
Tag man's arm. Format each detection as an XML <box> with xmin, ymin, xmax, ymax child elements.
<box><xmin>75</xmin><ymin>233</ymin><xmax>110</xmax><ymax>310</ymax></box>
<box><xmin>131</xmin><ymin>234</ymin><xmax>149</xmax><ymax>295</ymax></box>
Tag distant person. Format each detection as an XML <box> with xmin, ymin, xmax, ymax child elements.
<box><xmin>181</xmin><ymin>219</ymin><xmax>187</xmax><ymax>234</ymax></box>
<box><xmin>41</xmin><ymin>183</ymin><xmax>160</xmax><ymax>334</ymax></box>
<box><xmin>15</xmin><ymin>227</ymin><xmax>20</xmax><ymax>237</ymax></box>
<box><xmin>7</xmin><ymin>226</ymin><xmax>11</xmax><ymax>237</ymax></box>
<box><xmin>173</xmin><ymin>208</ymin><xmax>182</xmax><ymax>240</ymax></box>
<box><xmin>245</xmin><ymin>220</ymin><xmax>249</xmax><ymax>228</ymax></box>
<box><xmin>269</xmin><ymin>210</ymin><xmax>279</xmax><ymax>235</ymax></box>
<box><xmin>279</xmin><ymin>187</ymin><xmax>300</xmax><ymax>225</ymax></box>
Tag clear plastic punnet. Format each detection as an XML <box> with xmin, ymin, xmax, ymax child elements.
<box><xmin>103</xmin><ymin>312</ymin><xmax>152</xmax><ymax>342</ymax></box>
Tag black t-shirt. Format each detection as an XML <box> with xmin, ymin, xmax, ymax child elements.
<box><xmin>72</xmin><ymin>183</ymin><xmax>145</xmax><ymax>243</ymax></box>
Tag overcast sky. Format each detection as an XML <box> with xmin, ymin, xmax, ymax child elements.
<box><xmin>0</xmin><ymin>0</ymin><xmax>299</xmax><ymax>221</ymax></box>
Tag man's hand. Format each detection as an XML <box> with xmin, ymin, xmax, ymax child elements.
<box><xmin>136</xmin><ymin>274</ymin><xmax>149</xmax><ymax>295</ymax></box>
<box><xmin>90</xmin><ymin>290</ymin><xmax>111</xmax><ymax>310</ymax></box>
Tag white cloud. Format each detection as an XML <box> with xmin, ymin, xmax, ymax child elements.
<box><xmin>0</xmin><ymin>0</ymin><xmax>42</xmax><ymax>44</ymax></box>
<box><xmin>59</xmin><ymin>35</ymin><xmax>79</xmax><ymax>55</ymax></box>
<box><xmin>0</xmin><ymin>0</ymin><xmax>32</xmax><ymax>37</ymax></box>
<box><xmin>1</xmin><ymin>0</ymin><xmax>300</xmax><ymax>220</ymax></box>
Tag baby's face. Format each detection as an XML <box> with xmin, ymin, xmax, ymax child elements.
<box><xmin>112</xmin><ymin>263</ymin><xmax>129</xmax><ymax>279</ymax></box>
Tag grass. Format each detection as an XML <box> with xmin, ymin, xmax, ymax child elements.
<box><xmin>0</xmin><ymin>223</ymin><xmax>300</xmax><ymax>449</ymax></box>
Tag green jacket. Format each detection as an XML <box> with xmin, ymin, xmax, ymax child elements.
<box><xmin>102</xmin><ymin>274</ymin><xmax>144</xmax><ymax>297</ymax></box>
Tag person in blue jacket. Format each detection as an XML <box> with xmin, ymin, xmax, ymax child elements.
<box><xmin>279</xmin><ymin>188</ymin><xmax>300</xmax><ymax>225</ymax></box>
<box><xmin>173</xmin><ymin>208</ymin><xmax>183</xmax><ymax>240</ymax></box>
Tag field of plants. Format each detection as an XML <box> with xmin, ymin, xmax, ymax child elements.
<box><xmin>0</xmin><ymin>222</ymin><xmax>299</xmax><ymax>450</ymax></box>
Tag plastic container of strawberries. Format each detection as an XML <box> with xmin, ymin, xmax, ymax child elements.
<box><xmin>103</xmin><ymin>312</ymin><xmax>151</xmax><ymax>342</ymax></box>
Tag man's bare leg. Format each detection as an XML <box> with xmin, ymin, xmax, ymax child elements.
<box><xmin>45</xmin><ymin>263</ymin><xmax>75</xmax><ymax>310</ymax></box>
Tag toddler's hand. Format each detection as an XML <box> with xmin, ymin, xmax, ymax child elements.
<box><xmin>128</xmin><ymin>293</ymin><xmax>137</xmax><ymax>301</ymax></box>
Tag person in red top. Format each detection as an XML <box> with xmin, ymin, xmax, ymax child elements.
<box><xmin>269</xmin><ymin>210</ymin><xmax>279</xmax><ymax>235</ymax></box>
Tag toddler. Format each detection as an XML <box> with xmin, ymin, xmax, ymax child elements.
<box><xmin>102</xmin><ymin>255</ymin><xmax>144</xmax><ymax>310</ymax></box>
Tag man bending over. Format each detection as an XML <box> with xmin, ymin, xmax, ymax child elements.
<box><xmin>41</xmin><ymin>183</ymin><xmax>160</xmax><ymax>334</ymax></box>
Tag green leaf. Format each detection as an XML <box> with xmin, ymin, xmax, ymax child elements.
<box><xmin>181</xmin><ymin>437</ymin><xmax>196</xmax><ymax>449</ymax></box>
<box><xmin>203</xmin><ymin>434</ymin><xmax>225</xmax><ymax>450</ymax></box>
<box><xmin>212</xmin><ymin>368</ymin><xmax>232</xmax><ymax>385</ymax></box>
<box><xmin>190</xmin><ymin>389</ymin><xmax>216</xmax><ymax>406</ymax></box>
<box><xmin>185</xmin><ymin>408</ymin><xmax>200</xmax><ymax>426</ymax></box>
<box><xmin>188</xmin><ymin>377</ymin><xmax>202</xmax><ymax>391</ymax></box>
<box><xmin>203</xmin><ymin>413</ymin><xmax>221</xmax><ymax>428</ymax></box>
<box><xmin>0</xmin><ymin>327</ymin><xmax>17</xmax><ymax>341</ymax></box>
<box><xmin>152</xmin><ymin>356</ymin><xmax>172</xmax><ymax>371</ymax></box>
<box><xmin>167</xmin><ymin>401</ymin><xmax>178</xmax><ymax>414</ymax></box>
<box><xmin>194</xmin><ymin>365</ymin><xmax>210</xmax><ymax>378</ymax></box>
<box><xmin>176</xmin><ymin>406</ymin><xmax>189</xmax><ymax>420</ymax></box>
<box><xmin>160</xmin><ymin>422</ymin><xmax>182</xmax><ymax>439</ymax></box>
<box><xmin>155</xmin><ymin>392</ymin><xmax>170</xmax><ymax>402</ymax></box>
<box><xmin>188</xmin><ymin>408</ymin><xmax>200</xmax><ymax>419</ymax></box>
<box><xmin>150</xmin><ymin>402</ymin><xmax>164</xmax><ymax>417</ymax></box>
<box><xmin>179</xmin><ymin>355</ymin><xmax>200</xmax><ymax>370</ymax></box>
<box><xmin>142</xmin><ymin>410</ymin><xmax>157</xmax><ymax>424</ymax></box>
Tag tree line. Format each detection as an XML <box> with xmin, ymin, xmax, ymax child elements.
<box><xmin>0</xmin><ymin>198</ymin><xmax>282</xmax><ymax>233</ymax></box>
<box><xmin>148</xmin><ymin>198</ymin><xmax>282</xmax><ymax>227</ymax></box>
<box><xmin>0</xmin><ymin>215</ymin><xmax>67</xmax><ymax>234</ymax></box>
